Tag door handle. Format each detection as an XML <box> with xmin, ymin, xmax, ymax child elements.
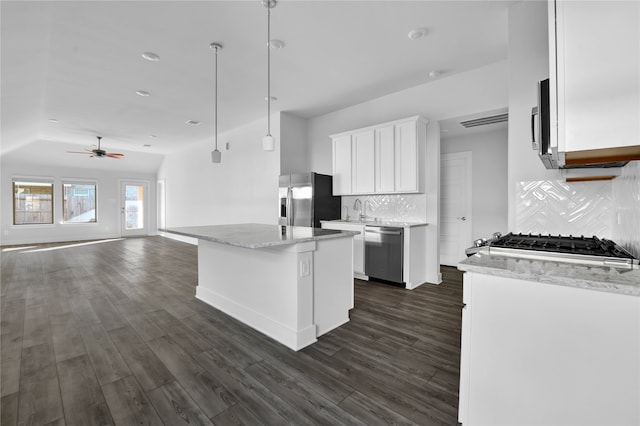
<box><xmin>366</xmin><ymin>229</ymin><xmax>401</xmax><ymax>236</ymax></box>
<box><xmin>531</xmin><ymin>106</ymin><xmax>539</xmax><ymax>150</ymax></box>
<box><xmin>457</xmin><ymin>216</ymin><xmax>466</xmax><ymax>221</ymax></box>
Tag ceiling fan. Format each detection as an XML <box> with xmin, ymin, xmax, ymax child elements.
<box><xmin>67</xmin><ymin>136</ymin><xmax>124</xmax><ymax>159</ymax></box>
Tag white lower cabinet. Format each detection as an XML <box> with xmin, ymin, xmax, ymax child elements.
<box><xmin>321</xmin><ymin>221</ymin><xmax>428</xmax><ymax>287</ymax></box>
<box><xmin>459</xmin><ymin>272</ymin><xmax>640</xmax><ymax>425</ymax></box>
<box><xmin>320</xmin><ymin>222</ymin><xmax>366</xmax><ymax>279</ymax></box>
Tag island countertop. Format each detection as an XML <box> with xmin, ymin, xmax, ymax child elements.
<box><xmin>459</xmin><ymin>249</ymin><xmax>640</xmax><ymax>297</ymax></box>
<box><xmin>161</xmin><ymin>223</ymin><xmax>359</xmax><ymax>249</ymax></box>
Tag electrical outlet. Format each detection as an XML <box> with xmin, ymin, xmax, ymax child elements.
<box><xmin>300</xmin><ymin>259</ymin><xmax>310</xmax><ymax>277</ymax></box>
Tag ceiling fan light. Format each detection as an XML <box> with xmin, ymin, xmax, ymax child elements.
<box><xmin>211</xmin><ymin>149</ymin><xmax>222</xmax><ymax>163</ymax></box>
<box><xmin>262</xmin><ymin>134</ymin><xmax>275</xmax><ymax>151</ymax></box>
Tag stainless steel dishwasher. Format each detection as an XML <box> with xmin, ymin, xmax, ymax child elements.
<box><xmin>364</xmin><ymin>225</ymin><xmax>404</xmax><ymax>284</ymax></box>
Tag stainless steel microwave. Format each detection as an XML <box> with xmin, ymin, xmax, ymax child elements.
<box><xmin>531</xmin><ymin>79</ymin><xmax>629</xmax><ymax>169</ymax></box>
<box><xmin>531</xmin><ymin>79</ymin><xmax>559</xmax><ymax>169</ymax></box>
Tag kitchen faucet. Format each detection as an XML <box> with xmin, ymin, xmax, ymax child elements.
<box><xmin>353</xmin><ymin>198</ymin><xmax>362</xmax><ymax>216</ymax></box>
<box><xmin>362</xmin><ymin>199</ymin><xmax>371</xmax><ymax>221</ymax></box>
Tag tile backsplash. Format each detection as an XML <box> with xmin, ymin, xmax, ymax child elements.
<box><xmin>515</xmin><ymin>161</ymin><xmax>640</xmax><ymax>257</ymax></box>
<box><xmin>612</xmin><ymin>161</ymin><xmax>640</xmax><ymax>257</ymax></box>
<box><xmin>341</xmin><ymin>194</ymin><xmax>426</xmax><ymax>222</ymax></box>
<box><xmin>515</xmin><ymin>179</ymin><xmax>614</xmax><ymax>238</ymax></box>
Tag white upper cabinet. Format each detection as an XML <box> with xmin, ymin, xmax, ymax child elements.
<box><xmin>375</xmin><ymin>125</ymin><xmax>395</xmax><ymax>193</ymax></box>
<box><xmin>332</xmin><ymin>134</ymin><xmax>352</xmax><ymax>195</ymax></box>
<box><xmin>395</xmin><ymin>120</ymin><xmax>420</xmax><ymax>193</ymax></box>
<box><xmin>331</xmin><ymin>116</ymin><xmax>427</xmax><ymax>195</ymax></box>
<box><xmin>550</xmin><ymin>0</ymin><xmax>640</xmax><ymax>163</ymax></box>
<box><xmin>352</xmin><ymin>130</ymin><xmax>375</xmax><ymax>194</ymax></box>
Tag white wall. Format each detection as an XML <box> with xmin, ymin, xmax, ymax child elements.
<box><xmin>0</xmin><ymin>161</ymin><xmax>156</xmax><ymax>245</ymax></box>
<box><xmin>441</xmin><ymin>128</ymin><xmax>508</xmax><ymax>240</ymax></box>
<box><xmin>507</xmin><ymin>0</ymin><xmax>554</xmax><ymax>229</ymax></box>
<box><xmin>280</xmin><ymin>112</ymin><xmax>309</xmax><ymax>174</ymax></box>
<box><xmin>308</xmin><ymin>60</ymin><xmax>509</xmax><ymax>175</ymax></box>
<box><xmin>157</xmin><ymin>115</ymin><xmax>280</xmax><ymax>228</ymax></box>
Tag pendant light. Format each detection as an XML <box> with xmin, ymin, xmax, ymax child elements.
<box><xmin>262</xmin><ymin>0</ymin><xmax>277</xmax><ymax>151</ymax></box>
<box><xmin>210</xmin><ymin>42</ymin><xmax>223</xmax><ymax>163</ymax></box>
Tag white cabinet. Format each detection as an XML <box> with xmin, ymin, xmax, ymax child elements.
<box><xmin>352</xmin><ymin>130</ymin><xmax>375</xmax><ymax>194</ymax></box>
<box><xmin>321</xmin><ymin>221</ymin><xmax>428</xmax><ymax>287</ymax></box>
<box><xmin>331</xmin><ymin>116</ymin><xmax>426</xmax><ymax>195</ymax></box>
<box><xmin>352</xmin><ymin>231</ymin><xmax>365</xmax><ymax>278</ymax></box>
<box><xmin>375</xmin><ymin>125</ymin><xmax>395</xmax><ymax>193</ymax></box>
<box><xmin>394</xmin><ymin>120</ymin><xmax>420</xmax><ymax>192</ymax></box>
<box><xmin>320</xmin><ymin>221</ymin><xmax>366</xmax><ymax>279</ymax></box>
<box><xmin>459</xmin><ymin>271</ymin><xmax>640</xmax><ymax>425</ymax></box>
<box><xmin>549</xmin><ymin>0</ymin><xmax>640</xmax><ymax>164</ymax></box>
<box><xmin>332</xmin><ymin>134</ymin><xmax>352</xmax><ymax>195</ymax></box>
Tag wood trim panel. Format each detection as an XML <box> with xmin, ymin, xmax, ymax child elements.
<box><xmin>564</xmin><ymin>145</ymin><xmax>640</xmax><ymax>166</ymax></box>
<box><xmin>565</xmin><ymin>175</ymin><xmax>617</xmax><ymax>183</ymax></box>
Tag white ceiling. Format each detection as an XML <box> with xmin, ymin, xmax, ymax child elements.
<box><xmin>1</xmin><ymin>0</ymin><xmax>511</xmax><ymax>172</ymax></box>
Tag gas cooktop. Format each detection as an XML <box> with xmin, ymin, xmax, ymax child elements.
<box><xmin>467</xmin><ymin>232</ymin><xmax>639</xmax><ymax>269</ymax></box>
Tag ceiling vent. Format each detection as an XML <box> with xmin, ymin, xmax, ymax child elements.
<box><xmin>459</xmin><ymin>112</ymin><xmax>508</xmax><ymax>128</ymax></box>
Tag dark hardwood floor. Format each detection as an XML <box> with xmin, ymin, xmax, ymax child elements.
<box><xmin>1</xmin><ymin>236</ymin><xmax>463</xmax><ymax>425</ymax></box>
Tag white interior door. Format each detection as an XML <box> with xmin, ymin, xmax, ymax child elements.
<box><xmin>440</xmin><ymin>152</ymin><xmax>472</xmax><ymax>266</ymax></box>
<box><xmin>120</xmin><ymin>180</ymin><xmax>149</xmax><ymax>237</ymax></box>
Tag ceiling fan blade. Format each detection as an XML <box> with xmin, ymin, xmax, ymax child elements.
<box><xmin>106</xmin><ymin>153</ymin><xmax>124</xmax><ymax>159</ymax></box>
<box><xmin>67</xmin><ymin>150</ymin><xmax>92</xmax><ymax>154</ymax></box>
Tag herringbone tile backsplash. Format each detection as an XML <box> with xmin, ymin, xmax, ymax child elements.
<box><xmin>612</xmin><ymin>161</ymin><xmax>640</xmax><ymax>257</ymax></box>
<box><xmin>516</xmin><ymin>160</ymin><xmax>640</xmax><ymax>257</ymax></box>
<box><xmin>515</xmin><ymin>179</ymin><xmax>614</xmax><ymax>237</ymax></box>
<box><xmin>341</xmin><ymin>194</ymin><xmax>425</xmax><ymax>222</ymax></box>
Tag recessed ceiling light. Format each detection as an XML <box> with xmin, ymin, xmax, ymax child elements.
<box><xmin>428</xmin><ymin>70</ymin><xmax>441</xmax><ymax>79</ymax></box>
<box><xmin>264</xmin><ymin>96</ymin><xmax>278</xmax><ymax>101</ymax></box>
<box><xmin>408</xmin><ymin>27</ymin><xmax>428</xmax><ymax>40</ymax></box>
<box><xmin>48</xmin><ymin>118</ymin><xmax>60</xmax><ymax>123</ymax></box>
<box><xmin>185</xmin><ymin>120</ymin><xmax>201</xmax><ymax>126</ymax></box>
<box><xmin>269</xmin><ymin>39</ymin><xmax>285</xmax><ymax>49</ymax></box>
<box><xmin>141</xmin><ymin>52</ymin><xmax>160</xmax><ymax>61</ymax></box>
<box><xmin>136</xmin><ymin>90</ymin><xmax>151</xmax><ymax>97</ymax></box>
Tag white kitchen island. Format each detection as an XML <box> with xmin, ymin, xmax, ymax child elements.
<box><xmin>162</xmin><ymin>224</ymin><xmax>358</xmax><ymax>351</ymax></box>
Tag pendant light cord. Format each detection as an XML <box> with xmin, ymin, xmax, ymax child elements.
<box><xmin>267</xmin><ymin>6</ymin><xmax>271</xmax><ymax>136</ymax></box>
<box><xmin>214</xmin><ymin>46</ymin><xmax>218</xmax><ymax>151</ymax></box>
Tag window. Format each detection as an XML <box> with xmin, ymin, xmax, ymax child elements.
<box><xmin>13</xmin><ymin>181</ymin><xmax>54</xmax><ymax>225</ymax></box>
<box><xmin>63</xmin><ymin>183</ymin><xmax>97</xmax><ymax>223</ymax></box>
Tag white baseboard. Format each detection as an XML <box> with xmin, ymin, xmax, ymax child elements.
<box><xmin>196</xmin><ymin>286</ymin><xmax>317</xmax><ymax>351</ymax></box>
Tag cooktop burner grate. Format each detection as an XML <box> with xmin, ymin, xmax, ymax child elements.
<box><xmin>469</xmin><ymin>232</ymin><xmax>640</xmax><ymax>269</ymax></box>
<box><xmin>491</xmin><ymin>233</ymin><xmax>636</xmax><ymax>259</ymax></box>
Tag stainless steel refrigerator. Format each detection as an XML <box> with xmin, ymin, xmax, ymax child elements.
<box><xmin>279</xmin><ymin>173</ymin><xmax>341</xmax><ymax>228</ymax></box>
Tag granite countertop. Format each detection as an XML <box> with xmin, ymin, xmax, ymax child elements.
<box><xmin>459</xmin><ymin>249</ymin><xmax>640</xmax><ymax>297</ymax></box>
<box><xmin>161</xmin><ymin>223</ymin><xmax>359</xmax><ymax>249</ymax></box>
<box><xmin>320</xmin><ymin>219</ymin><xmax>428</xmax><ymax>228</ymax></box>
